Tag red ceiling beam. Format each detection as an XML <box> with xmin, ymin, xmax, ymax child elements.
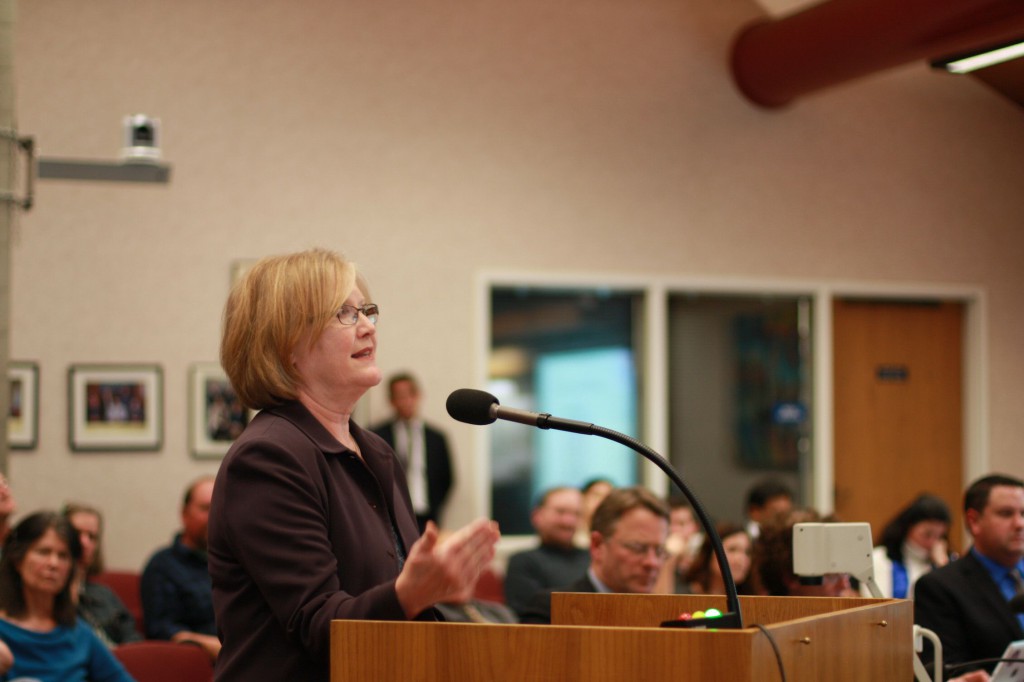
<box><xmin>731</xmin><ymin>0</ymin><xmax>1024</xmax><ymax>107</ymax></box>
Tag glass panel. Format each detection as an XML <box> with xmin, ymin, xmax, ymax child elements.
<box><xmin>667</xmin><ymin>294</ymin><xmax>812</xmax><ymax>526</ymax></box>
<box><xmin>489</xmin><ymin>287</ymin><xmax>643</xmax><ymax>534</ymax></box>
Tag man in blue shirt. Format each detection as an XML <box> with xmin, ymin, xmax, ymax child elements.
<box><xmin>141</xmin><ymin>476</ymin><xmax>221</xmax><ymax>662</ymax></box>
<box><xmin>915</xmin><ymin>474</ymin><xmax>1024</xmax><ymax>676</ymax></box>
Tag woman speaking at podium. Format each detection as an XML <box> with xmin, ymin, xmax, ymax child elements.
<box><xmin>209</xmin><ymin>248</ymin><xmax>499</xmax><ymax>681</ymax></box>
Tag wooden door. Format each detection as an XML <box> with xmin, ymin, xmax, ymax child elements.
<box><xmin>832</xmin><ymin>300</ymin><xmax>964</xmax><ymax>552</ymax></box>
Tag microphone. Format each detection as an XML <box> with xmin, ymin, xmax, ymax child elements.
<box><xmin>446</xmin><ymin>388</ymin><xmax>595</xmax><ymax>434</ymax></box>
<box><xmin>446</xmin><ymin>388</ymin><xmax>744</xmax><ymax>630</ymax></box>
<box><xmin>1011</xmin><ymin>593</ymin><xmax>1024</xmax><ymax>613</ymax></box>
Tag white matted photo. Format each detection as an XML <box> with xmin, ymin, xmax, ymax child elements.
<box><xmin>68</xmin><ymin>364</ymin><xmax>163</xmax><ymax>451</ymax></box>
<box><xmin>190</xmin><ymin>362</ymin><xmax>249</xmax><ymax>459</ymax></box>
<box><xmin>8</xmin><ymin>361</ymin><xmax>39</xmax><ymax>450</ymax></box>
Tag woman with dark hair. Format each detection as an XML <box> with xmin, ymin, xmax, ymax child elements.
<box><xmin>63</xmin><ymin>502</ymin><xmax>142</xmax><ymax>645</ymax></box>
<box><xmin>863</xmin><ymin>493</ymin><xmax>952</xmax><ymax>599</ymax></box>
<box><xmin>0</xmin><ymin>511</ymin><xmax>133</xmax><ymax>681</ymax></box>
<box><xmin>683</xmin><ymin>522</ymin><xmax>753</xmax><ymax>595</ymax></box>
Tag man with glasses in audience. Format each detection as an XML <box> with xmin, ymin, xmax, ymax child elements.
<box><xmin>519</xmin><ymin>486</ymin><xmax>670</xmax><ymax>624</ymax></box>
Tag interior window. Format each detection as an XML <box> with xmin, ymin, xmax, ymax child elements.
<box><xmin>489</xmin><ymin>287</ymin><xmax>644</xmax><ymax>534</ymax></box>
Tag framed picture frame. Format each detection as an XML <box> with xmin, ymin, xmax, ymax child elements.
<box><xmin>189</xmin><ymin>362</ymin><xmax>249</xmax><ymax>459</ymax></box>
<box><xmin>68</xmin><ymin>364</ymin><xmax>163</xmax><ymax>451</ymax></box>
<box><xmin>8</xmin><ymin>361</ymin><xmax>39</xmax><ymax>450</ymax></box>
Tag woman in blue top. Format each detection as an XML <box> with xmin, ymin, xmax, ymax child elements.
<box><xmin>0</xmin><ymin>511</ymin><xmax>133</xmax><ymax>682</ymax></box>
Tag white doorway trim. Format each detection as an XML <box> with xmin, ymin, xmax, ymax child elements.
<box><xmin>477</xmin><ymin>271</ymin><xmax>986</xmax><ymax>524</ymax></box>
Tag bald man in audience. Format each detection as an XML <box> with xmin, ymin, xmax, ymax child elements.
<box><xmin>141</xmin><ymin>476</ymin><xmax>221</xmax><ymax>661</ymax></box>
<box><xmin>504</xmin><ymin>487</ymin><xmax>591</xmax><ymax>616</ymax></box>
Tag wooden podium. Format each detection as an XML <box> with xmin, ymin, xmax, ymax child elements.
<box><xmin>331</xmin><ymin>593</ymin><xmax>913</xmax><ymax>681</ymax></box>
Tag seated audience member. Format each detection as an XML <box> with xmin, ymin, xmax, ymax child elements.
<box><xmin>0</xmin><ymin>473</ymin><xmax>16</xmax><ymax>548</ymax></box>
<box><xmin>573</xmin><ymin>478</ymin><xmax>614</xmax><ymax>549</ymax></box>
<box><xmin>743</xmin><ymin>477</ymin><xmax>794</xmax><ymax>540</ymax></box>
<box><xmin>0</xmin><ymin>511</ymin><xmax>133</xmax><ymax>682</ymax></box>
<box><xmin>141</xmin><ymin>476</ymin><xmax>220</xmax><ymax>660</ymax></box>
<box><xmin>751</xmin><ymin>513</ymin><xmax>853</xmax><ymax>597</ymax></box>
<box><xmin>64</xmin><ymin>502</ymin><xmax>143</xmax><ymax>646</ymax></box>
<box><xmin>684</xmin><ymin>522</ymin><xmax>753</xmax><ymax>596</ymax></box>
<box><xmin>519</xmin><ymin>486</ymin><xmax>670</xmax><ymax>624</ymax></box>
<box><xmin>654</xmin><ymin>495</ymin><xmax>703</xmax><ymax>593</ymax></box>
<box><xmin>863</xmin><ymin>493</ymin><xmax>952</xmax><ymax>599</ymax></box>
<box><xmin>915</xmin><ymin>474</ymin><xmax>1024</xmax><ymax>676</ymax></box>
<box><xmin>505</xmin><ymin>486</ymin><xmax>591</xmax><ymax>616</ymax></box>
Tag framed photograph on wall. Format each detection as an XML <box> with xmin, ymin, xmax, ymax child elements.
<box><xmin>8</xmin><ymin>361</ymin><xmax>39</xmax><ymax>450</ymax></box>
<box><xmin>68</xmin><ymin>364</ymin><xmax>163</xmax><ymax>451</ymax></box>
<box><xmin>189</xmin><ymin>362</ymin><xmax>249</xmax><ymax>459</ymax></box>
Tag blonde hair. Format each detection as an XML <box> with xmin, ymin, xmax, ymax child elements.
<box><xmin>220</xmin><ymin>248</ymin><xmax>368</xmax><ymax>409</ymax></box>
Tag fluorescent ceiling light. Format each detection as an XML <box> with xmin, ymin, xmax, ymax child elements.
<box><xmin>933</xmin><ymin>40</ymin><xmax>1024</xmax><ymax>74</ymax></box>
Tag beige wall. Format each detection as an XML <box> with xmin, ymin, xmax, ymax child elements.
<box><xmin>11</xmin><ymin>0</ymin><xmax>1024</xmax><ymax>570</ymax></box>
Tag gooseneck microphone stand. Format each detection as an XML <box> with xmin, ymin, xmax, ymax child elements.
<box><xmin>576</xmin><ymin>421</ymin><xmax>743</xmax><ymax>630</ymax></box>
<box><xmin>446</xmin><ymin>389</ymin><xmax>743</xmax><ymax>629</ymax></box>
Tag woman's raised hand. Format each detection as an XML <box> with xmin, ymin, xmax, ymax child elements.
<box><xmin>395</xmin><ymin>519</ymin><xmax>500</xmax><ymax>618</ymax></box>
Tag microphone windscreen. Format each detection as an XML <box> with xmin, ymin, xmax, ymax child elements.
<box><xmin>446</xmin><ymin>389</ymin><xmax>499</xmax><ymax>425</ymax></box>
<box><xmin>1010</xmin><ymin>593</ymin><xmax>1024</xmax><ymax>614</ymax></box>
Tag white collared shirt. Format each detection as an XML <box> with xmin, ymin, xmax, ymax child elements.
<box><xmin>395</xmin><ymin>419</ymin><xmax>428</xmax><ymax>514</ymax></box>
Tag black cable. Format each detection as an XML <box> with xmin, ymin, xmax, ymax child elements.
<box><xmin>942</xmin><ymin>657</ymin><xmax>1024</xmax><ymax>674</ymax></box>
<box><xmin>590</xmin><ymin>424</ymin><xmax>743</xmax><ymax>628</ymax></box>
<box><xmin>753</xmin><ymin>623</ymin><xmax>787</xmax><ymax>682</ymax></box>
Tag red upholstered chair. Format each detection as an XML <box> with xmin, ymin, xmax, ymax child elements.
<box><xmin>113</xmin><ymin>641</ymin><xmax>214</xmax><ymax>682</ymax></box>
<box><xmin>474</xmin><ymin>566</ymin><xmax>506</xmax><ymax>604</ymax></box>
<box><xmin>92</xmin><ymin>570</ymin><xmax>144</xmax><ymax>634</ymax></box>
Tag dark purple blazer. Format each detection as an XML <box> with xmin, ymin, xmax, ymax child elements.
<box><xmin>208</xmin><ymin>401</ymin><xmax>424</xmax><ymax>681</ymax></box>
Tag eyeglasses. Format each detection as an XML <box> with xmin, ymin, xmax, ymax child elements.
<box><xmin>336</xmin><ymin>303</ymin><xmax>380</xmax><ymax>326</ymax></box>
<box><xmin>612</xmin><ymin>539</ymin><xmax>669</xmax><ymax>561</ymax></box>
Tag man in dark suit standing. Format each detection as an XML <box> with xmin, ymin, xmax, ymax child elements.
<box><xmin>371</xmin><ymin>373</ymin><xmax>454</xmax><ymax>531</ymax></box>
<box><xmin>519</xmin><ymin>486</ymin><xmax>670</xmax><ymax>624</ymax></box>
<box><xmin>915</xmin><ymin>473</ymin><xmax>1024</xmax><ymax>676</ymax></box>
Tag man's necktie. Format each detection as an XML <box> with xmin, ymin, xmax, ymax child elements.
<box><xmin>397</xmin><ymin>420</ymin><xmax>412</xmax><ymax>470</ymax></box>
<box><xmin>1011</xmin><ymin>567</ymin><xmax>1024</xmax><ymax>598</ymax></box>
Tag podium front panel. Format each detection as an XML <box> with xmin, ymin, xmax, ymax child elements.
<box><xmin>331</xmin><ymin>594</ymin><xmax>912</xmax><ymax>681</ymax></box>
